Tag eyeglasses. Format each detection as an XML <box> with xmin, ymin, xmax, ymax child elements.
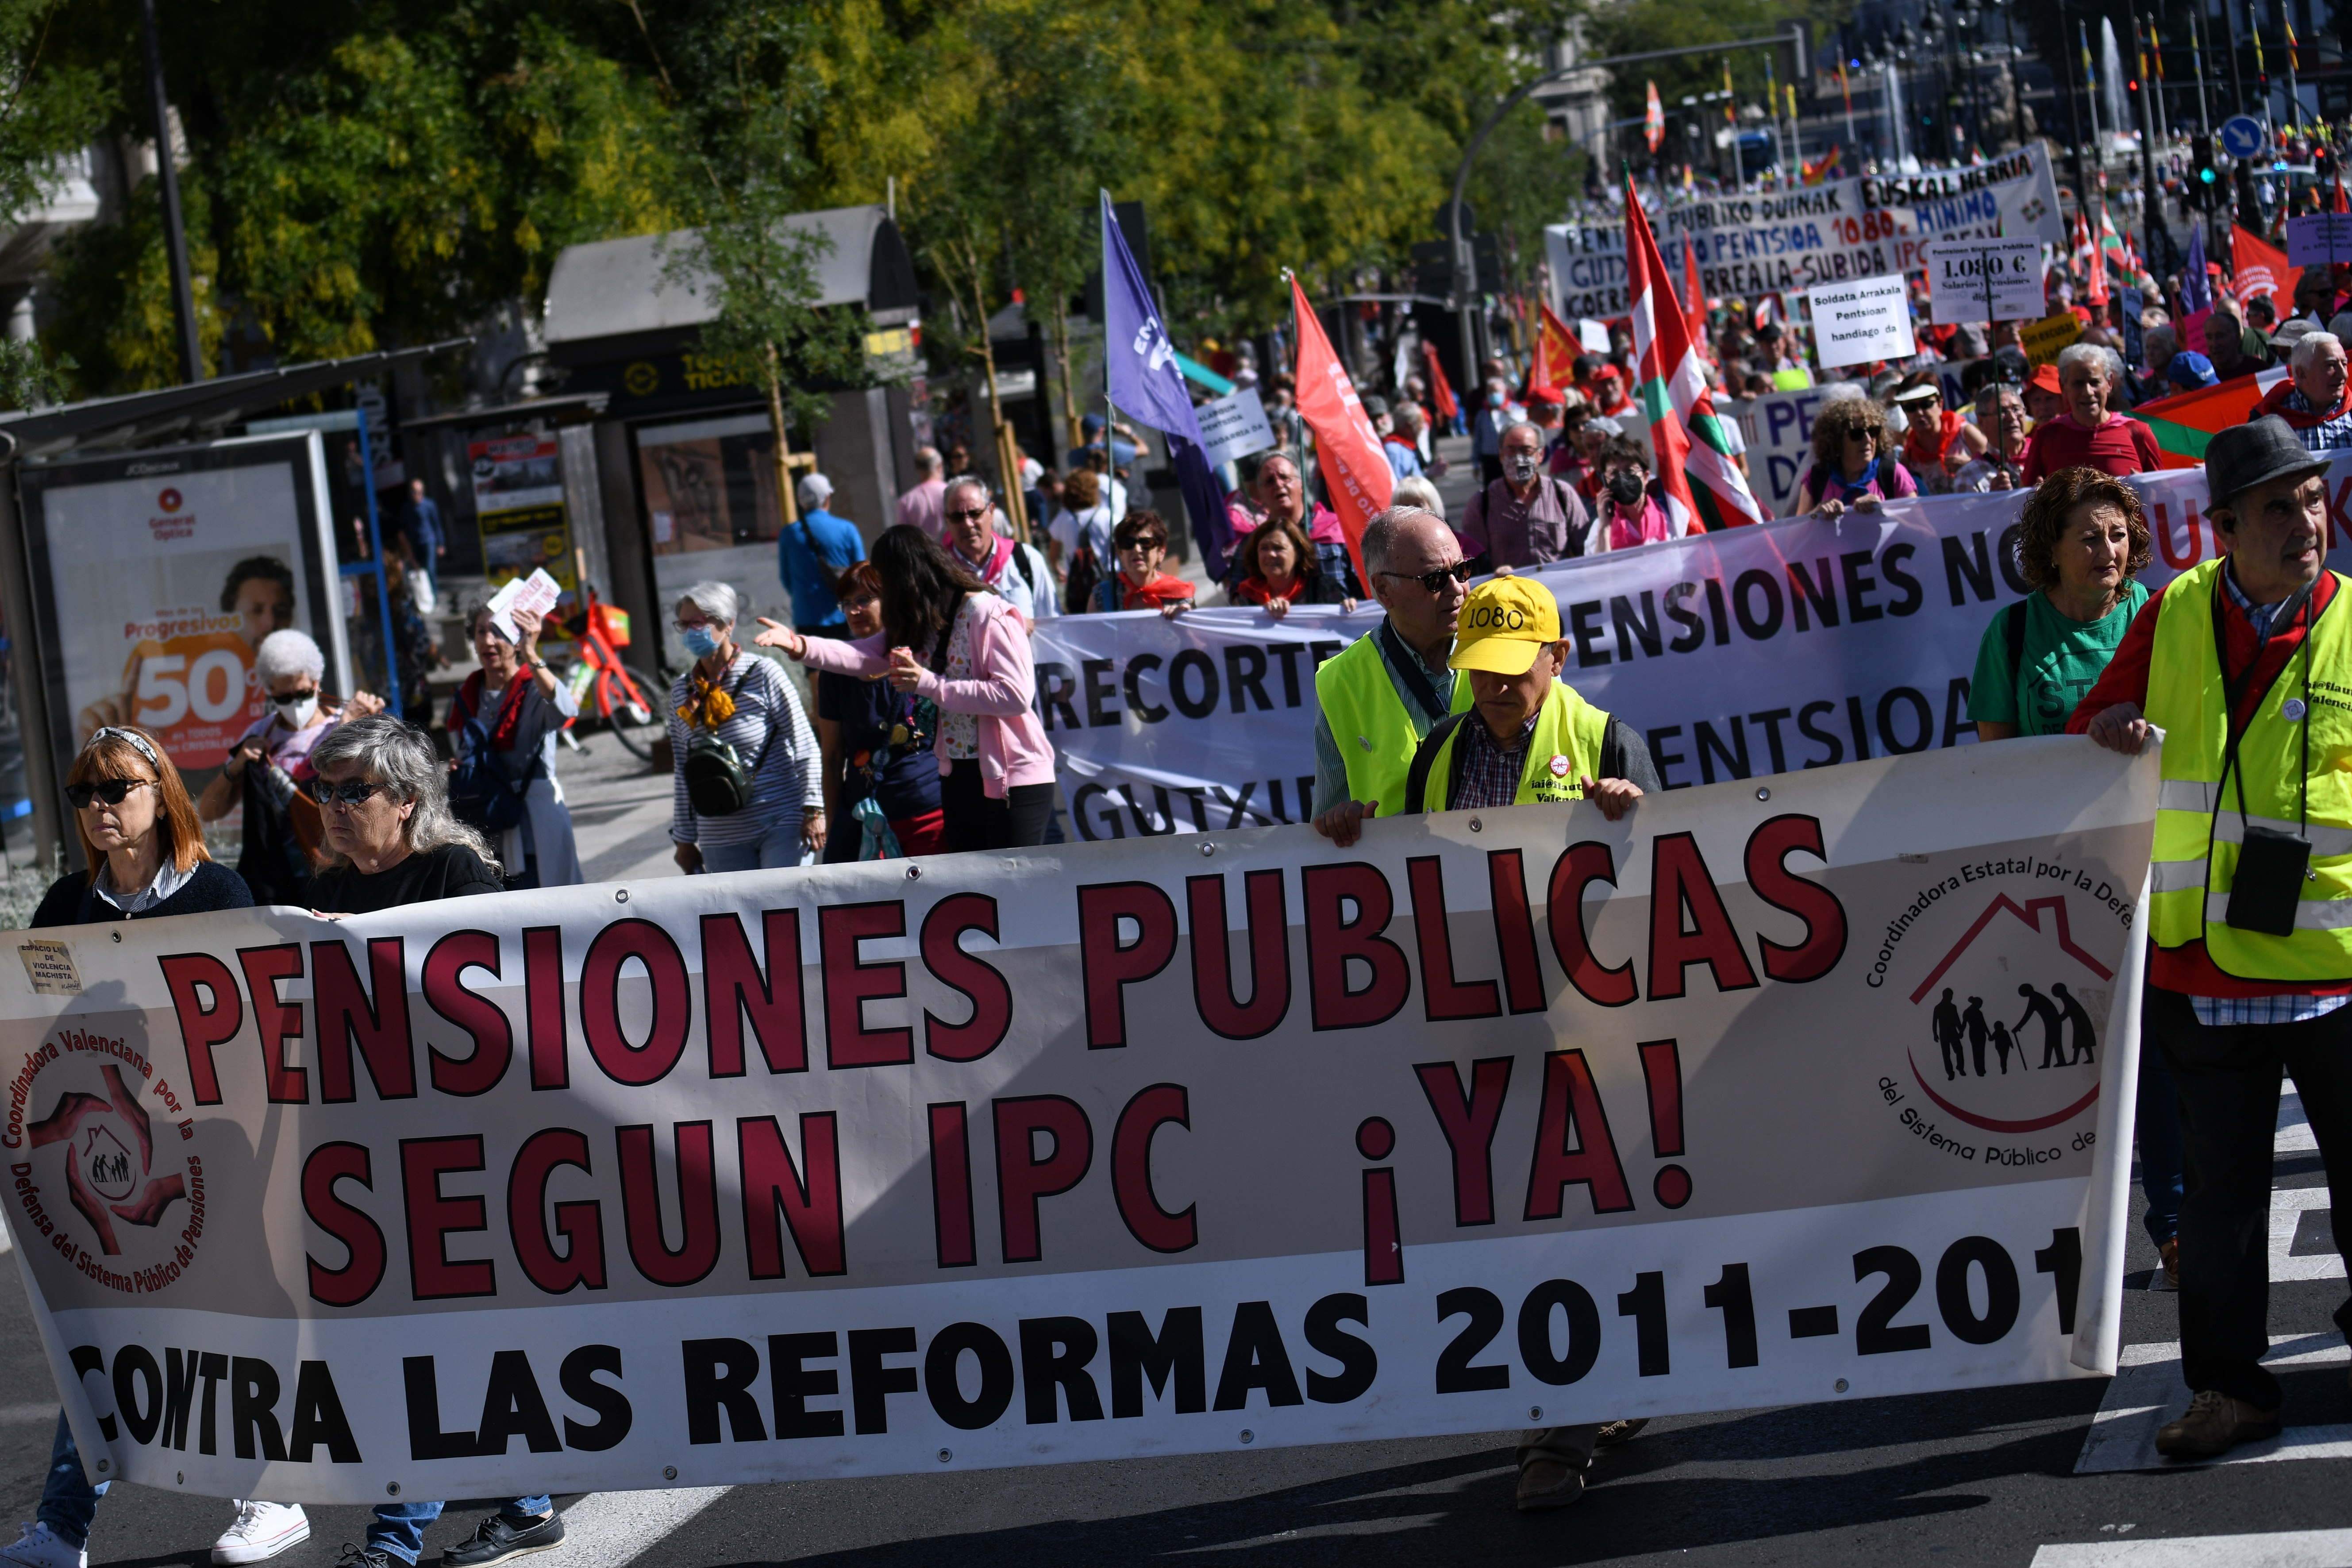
<box><xmin>67</xmin><ymin>779</ymin><xmax>153</xmax><ymax>809</ymax></box>
<box><xmin>305</xmin><ymin>778</ymin><xmax>396</xmax><ymax>807</ymax></box>
<box><xmin>1378</xmin><ymin>561</ymin><xmax>1475</xmax><ymax>593</ymax></box>
<box><xmin>669</xmin><ymin>620</ymin><xmax>724</xmax><ymax>635</ymax></box>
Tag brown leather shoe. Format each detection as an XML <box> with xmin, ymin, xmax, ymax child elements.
<box><xmin>1514</xmin><ymin>1456</ymin><xmax>1586</xmax><ymax>1511</ymax></box>
<box><xmin>2155</xmin><ymin>1389</ymin><xmax>2282</xmax><ymax>1458</ymax></box>
<box><xmin>1594</xmin><ymin>1418</ymin><xmax>1648</xmax><ymax>1449</ymax></box>
<box><xmin>2157</xmin><ymin>1237</ymin><xmax>2179</xmax><ymax>1292</ymax></box>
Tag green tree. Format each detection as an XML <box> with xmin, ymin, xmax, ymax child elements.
<box><xmin>629</xmin><ymin>0</ymin><xmax>868</xmax><ymax>525</ymax></box>
<box><xmin>45</xmin><ymin>1</ymin><xmax>680</xmax><ymax>392</ymax></box>
<box><xmin>0</xmin><ymin>0</ymin><xmax>107</xmax><ymax>406</ymax></box>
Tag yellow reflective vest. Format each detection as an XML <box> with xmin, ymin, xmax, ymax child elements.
<box><xmin>2145</xmin><ymin>560</ymin><xmax>2352</xmax><ymax>980</ymax></box>
<box><xmin>1405</xmin><ymin>680</ymin><xmax>1613</xmax><ymax>813</ymax></box>
<box><xmin>1315</xmin><ymin>628</ymin><xmax>1472</xmax><ymax>818</ymax></box>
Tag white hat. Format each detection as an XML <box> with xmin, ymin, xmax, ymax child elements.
<box><xmin>1587</xmin><ymin>415</ymin><xmax>1624</xmax><ymax>438</ymax></box>
<box><xmin>797</xmin><ymin>472</ymin><xmax>834</xmax><ymax>510</ymax></box>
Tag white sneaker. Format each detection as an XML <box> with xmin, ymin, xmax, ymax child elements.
<box><xmin>211</xmin><ymin>1502</ymin><xmax>309</xmax><ymax>1564</ymax></box>
<box><xmin>0</xmin><ymin>1521</ymin><xmax>86</xmax><ymax>1568</ymax></box>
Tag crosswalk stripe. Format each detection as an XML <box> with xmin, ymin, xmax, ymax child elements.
<box><xmin>549</xmin><ymin>1486</ymin><xmax>733</xmax><ymax>1567</ymax></box>
<box><xmin>2030</xmin><ymin>1527</ymin><xmax>2352</xmax><ymax>1566</ymax></box>
<box><xmin>2075</xmin><ymin>1334</ymin><xmax>2350</xmax><ymax>1473</ymax></box>
<box><xmin>2278</xmin><ymin>1089</ymin><xmax>2317</xmax><ymax>1155</ymax></box>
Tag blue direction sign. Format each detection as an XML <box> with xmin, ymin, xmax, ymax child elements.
<box><xmin>2220</xmin><ymin>115</ymin><xmax>2267</xmax><ymax>159</ymax></box>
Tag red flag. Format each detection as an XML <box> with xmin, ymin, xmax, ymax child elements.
<box><xmin>2231</xmin><ymin>224</ymin><xmax>2301</xmax><ymax>307</ymax></box>
<box><xmin>1681</xmin><ymin>236</ymin><xmax>1707</xmax><ymax>352</ymax></box>
<box><xmin>1532</xmin><ymin>300</ymin><xmax>1581</xmax><ymax>389</ymax></box>
<box><xmin>1420</xmin><ymin>339</ymin><xmax>1458</xmax><ymax>423</ymax></box>
<box><xmin>2083</xmin><ymin>213</ymin><xmax>2109</xmax><ymax>306</ymax></box>
<box><xmin>1290</xmin><ymin>276</ymin><xmax>1393</xmax><ymax>585</ymax></box>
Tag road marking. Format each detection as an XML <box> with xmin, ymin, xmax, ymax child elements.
<box><xmin>2270</xmin><ymin>1187</ymin><xmax>2342</xmax><ymax>1282</ymax></box>
<box><xmin>2075</xmin><ymin>1334</ymin><xmax>2350</xmax><ymax>1473</ymax></box>
<box><xmin>2031</xmin><ymin>1526</ymin><xmax>2352</xmax><ymax>1566</ymax></box>
<box><xmin>548</xmin><ymin>1486</ymin><xmax>732</xmax><ymax>1567</ymax></box>
<box><xmin>2279</xmin><ymin>1090</ymin><xmax>2317</xmax><ymax>1155</ymax></box>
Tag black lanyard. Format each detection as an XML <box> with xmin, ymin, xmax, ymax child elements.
<box><xmin>1376</xmin><ymin>620</ymin><xmax>1451</xmax><ymax>727</ymax></box>
<box><xmin>2211</xmin><ymin>574</ymin><xmax>2317</xmax><ymax>835</ymax></box>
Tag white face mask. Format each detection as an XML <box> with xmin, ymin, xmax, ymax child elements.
<box><xmin>273</xmin><ymin>692</ymin><xmax>319</xmax><ymax>728</ymax></box>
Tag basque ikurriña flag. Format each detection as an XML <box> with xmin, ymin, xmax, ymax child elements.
<box><xmin>1626</xmin><ymin>178</ymin><xmax>1765</xmax><ymax>528</ymax></box>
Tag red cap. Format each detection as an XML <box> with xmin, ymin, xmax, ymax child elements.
<box><xmin>1524</xmin><ymin>382</ymin><xmax>1564</xmax><ymax>405</ymax></box>
<box><xmin>1593</xmin><ymin>364</ymin><xmax>1623</xmax><ymax>381</ymax></box>
<box><xmin>2025</xmin><ymin>364</ymin><xmax>2062</xmax><ymax>395</ymax></box>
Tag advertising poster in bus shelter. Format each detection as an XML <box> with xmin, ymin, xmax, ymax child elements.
<box><xmin>17</xmin><ymin>432</ymin><xmax>351</xmax><ymax>796</ymax></box>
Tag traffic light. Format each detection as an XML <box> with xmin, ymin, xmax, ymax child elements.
<box><xmin>2189</xmin><ymin>134</ymin><xmax>2218</xmax><ymax>210</ymax></box>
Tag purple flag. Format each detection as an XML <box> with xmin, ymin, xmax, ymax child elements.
<box><xmin>1101</xmin><ymin>194</ymin><xmax>1205</xmax><ymax>444</ymax></box>
<box><xmin>1101</xmin><ymin>193</ymin><xmax>1233</xmax><ymax>577</ymax></box>
<box><xmin>2182</xmin><ymin>224</ymin><xmax>2211</xmax><ymax>315</ymax></box>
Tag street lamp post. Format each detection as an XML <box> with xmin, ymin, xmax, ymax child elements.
<box><xmin>138</xmin><ymin>0</ymin><xmax>203</xmax><ymax>385</ymax></box>
<box><xmin>1444</xmin><ymin>26</ymin><xmax>1805</xmax><ymax>401</ymax></box>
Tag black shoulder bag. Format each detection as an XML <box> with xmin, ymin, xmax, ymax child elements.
<box><xmin>683</xmin><ymin>665</ymin><xmax>776</xmax><ymax>818</ymax></box>
<box><xmin>2214</xmin><ymin>581</ymin><xmax>2318</xmax><ymax>938</ymax></box>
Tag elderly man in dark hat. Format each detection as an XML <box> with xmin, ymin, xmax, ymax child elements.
<box><xmin>2069</xmin><ymin>415</ymin><xmax>2352</xmax><ymax>1459</ymax></box>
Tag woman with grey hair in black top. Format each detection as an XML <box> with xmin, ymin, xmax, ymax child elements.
<box><xmin>303</xmin><ymin>715</ymin><xmax>503</xmax><ymax>913</ymax></box>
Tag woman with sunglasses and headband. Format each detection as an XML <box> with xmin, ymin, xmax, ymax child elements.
<box><xmin>33</xmin><ymin>725</ymin><xmax>254</xmax><ymax>926</ymax></box>
<box><xmin>195</xmin><ymin>627</ymin><xmax>383</xmax><ymax>905</ymax></box>
<box><xmin>13</xmin><ymin>727</ymin><xmax>295</xmax><ymax>1568</ymax></box>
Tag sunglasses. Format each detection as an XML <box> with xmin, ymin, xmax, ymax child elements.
<box><xmin>942</xmin><ymin>506</ymin><xmax>989</xmax><ymax>522</ymax></box>
<box><xmin>272</xmin><ymin>688</ymin><xmax>320</xmax><ymax>710</ymax></box>
<box><xmin>305</xmin><ymin>778</ymin><xmax>396</xmax><ymax>806</ymax></box>
<box><xmin>1378</xmin><ymin>561</ymin><xmax>1475</xmax><ymax>593</ymax></box>
<box><xmin>67</xmin><ymin>778</ymin><xmax>153</xmax><ymax>809</ymax></box>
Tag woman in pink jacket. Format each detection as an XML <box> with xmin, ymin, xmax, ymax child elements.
<box><xmin>758</xmin><ymin>524</ymin><xmax>1057</xmax><ymax>851</ymax></box>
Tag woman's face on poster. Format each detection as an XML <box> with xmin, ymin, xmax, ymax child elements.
<box><xmin>233</xmin><ymin>576</ymin><xmax>294</xmax><ymax>647</ymax></box>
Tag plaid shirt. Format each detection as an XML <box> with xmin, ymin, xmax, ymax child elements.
<box><xmin>2279</xmin><ymin>386</ymin><xmax>2352</xmax><ymax>452</ymax></box>
<box><xmin>1448</xmin><ymin>713</ymin><xmax>1538</xmax><ymax>810</ymax></box>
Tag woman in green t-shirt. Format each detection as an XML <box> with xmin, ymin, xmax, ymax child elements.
<box><xmin>1971</xmin><ymin>466</ymin><xmax>2181</xmax><ymax>1292</ymax></box>
<box><xmin>1970</xmin><ymin>466</ymin><xmax>2153</xmax><ymax>740</ymax></box>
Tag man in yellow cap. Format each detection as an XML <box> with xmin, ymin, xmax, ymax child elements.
<box><xmin>1402</xmin><ymin>573</ymin><xmax>1654</xmax><ymax>822</ymax></box>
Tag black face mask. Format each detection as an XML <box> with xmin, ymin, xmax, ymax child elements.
<box><xmin>1606</xmin><ymin>471</ymin><xmax>1646</xmax><ymax>506</ymax></box>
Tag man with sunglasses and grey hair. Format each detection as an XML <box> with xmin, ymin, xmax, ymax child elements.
<box><xmin>1312</xmin><ymin>506</ymin><xmax>1474</xmax><ymax>847</ymax></box>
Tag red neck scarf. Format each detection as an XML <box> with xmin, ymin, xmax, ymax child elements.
<box><xmin>450</xmin><ymin>668</ymin><xmax>533</xmax><ymax>751</ymax></box>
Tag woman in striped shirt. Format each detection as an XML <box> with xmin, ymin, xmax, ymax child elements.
<box><xmin>666</xmin><ymin>580</ymin><xmax>826</xmax><ymax>874</ymax></box>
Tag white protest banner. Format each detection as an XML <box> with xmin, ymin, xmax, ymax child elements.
<box><xmin>1808</xmin><ymin>276</ymin><xmax>1917</xmax><ymax>369</ymax></box>
<box><xmin>1578</xmin><ymin>318</ymin><xmax>1613</xmax><ymax>353</ymax></box>
<box><xmin>1033</xmin><ymin>605</ymin><xmax>1371</xmax><ymax>840</ymax></box>
<box><xmin>1032</xmin><ymin>457</ymin><xmax>2344</xmax><ymax>834</ymax></box>
<box><xmin>1550</xmin><ymin>145</ymin><xmax>2064</xmax><ymax>321</ymax></box>
<box><xmin>2287</xmin><ymin>212</ymin><xmax>2352</xmax><ymax>269</ymax></box>
<box><xmin>1197</xmin><ymin>388</ymin><xmax>1277</xmax><ymax>468</ymax></box>
<box><xmin>1925</xmin><ymin>239</ymin><xmax>2047</xmax><ymax>322</ymax></box>
<box><xmin>4</xmin><ymin>736</ymin><xmax>2152</xmax><ymax>1503</ymax></box>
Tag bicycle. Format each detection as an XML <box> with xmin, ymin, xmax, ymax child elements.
<box><xmin>552</xmin><ymin>582</ymin><xmax>666</xmax><ymax>761</ymax></box>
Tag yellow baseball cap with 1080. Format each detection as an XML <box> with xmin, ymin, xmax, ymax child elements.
<box><xmin>1450</xmin><ymin>576</ymin><xmax>1563</xmax><ymax>677</ymax></box>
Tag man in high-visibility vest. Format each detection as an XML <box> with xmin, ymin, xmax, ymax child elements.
<box><xmin>1312</xmin><ymin>506</ymin><xmax>1473</xmax><ymax>847</ymax></box>
<box><xmin>2071</xmin><ymin>414</ymin><xmax>2352</xmax><ymax>1459</ymax></box>
<box><xmin>1402</xmin><ymin>574</ymin><xmax>1655</xmax><ymax>822</ymax></box>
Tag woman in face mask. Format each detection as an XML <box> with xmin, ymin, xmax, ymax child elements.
<box><xmin>195</xmin><ymin>627</ymin><xmax>385</xmax><ymax>905</ymax></box>
<box><xmin>1591</xmin><ymin>436</ymin><xmax>1684</xmax><ymax>552</ymax></box>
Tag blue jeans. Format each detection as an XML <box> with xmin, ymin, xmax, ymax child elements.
<box><xmin>2139</xmin><ymin>1015</ymin><xmax>2186</xmax><ymax>1247</ymax></box>
<box><xmin>697</xmin><ymin>819</ymin><xmax>811</xmax><ymax>874</ymax></box>
<box><xmin>37</xmin><ymin>1411</ymin><xmax>104</xmax><ymax>1547</ymax></box>
<box><xmin>370</xmin><ymin>1498</ymin><xmax>552</xmax><ymax>1564</ymax></box>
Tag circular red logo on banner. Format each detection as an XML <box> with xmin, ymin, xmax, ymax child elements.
<box><xmin>158</xmin><ymin>488</ymin><xmax>183</xmax><ymax>513</ymax></box>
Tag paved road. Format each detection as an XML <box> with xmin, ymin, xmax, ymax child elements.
<box><xmin>5</xmin><ymin>1095</ymin><xmax>2346</xmax><ymax>1568</ymax></box>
